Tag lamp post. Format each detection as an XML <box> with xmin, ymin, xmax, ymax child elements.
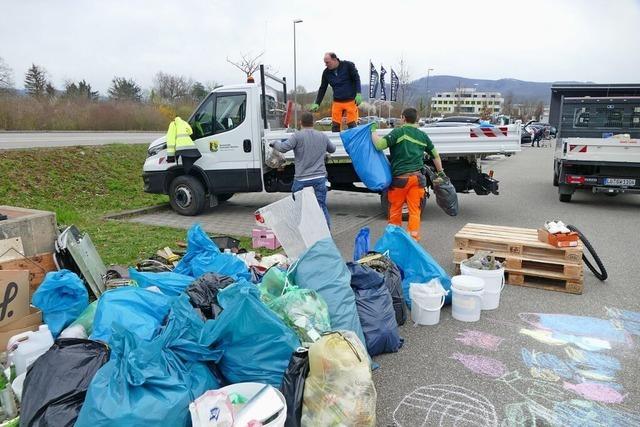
<box><xmin>293</xmin><ymin>19</ymin><xmax>303</xmax><ymax>128</ymax></box>
<box><xmin>425</xmin><ymin>67</ymin><xmax>434</xmax><ymax>118</ymax></box>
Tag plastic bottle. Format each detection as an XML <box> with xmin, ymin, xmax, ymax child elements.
<box><xmin>7</xmin><ymin>325</ymin><xmax>54</xmax><ymax>376</ymax></box>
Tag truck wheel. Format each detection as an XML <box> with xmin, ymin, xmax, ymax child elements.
<box><xmin>553</xmin><ymin>166</ymin><xmax>559</xmax><ymax>187</ymax></box>
<box><xmin>559</xmin><ymin>193</ymin><xmax>572</xmax><ymax>203</ymax></box>
<box><xmin>380</xmin><ymin>191</ymin><xmax>427</xmax><ymax>220</ymax></box>
<box><xmin>169</xmin><ymin>175</ymin><xmax>206</xmax><ymax>216</ymax></box>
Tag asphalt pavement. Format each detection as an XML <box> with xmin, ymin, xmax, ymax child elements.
<box><xmin>0</xmin><ymin>131</ymin><xmax>163</xmax><ymax>149</ymax></box>
<box><xmin>328</xmin><ymin>146</ymin><xmax>640</xmax><ymax>426</ymax></box>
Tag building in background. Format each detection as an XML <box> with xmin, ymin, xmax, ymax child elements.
<box><xmin>431</xmin><ymin>88</ymin><xmax>503</xmax><ymax>116</ymax></box>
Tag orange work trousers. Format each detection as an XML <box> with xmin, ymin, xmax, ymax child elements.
<box><xmin>331</xmin><ymin>99</ymin><xmax>359</xmax><ymax>128</ymax></box>
<box><xmin>387</xmin><ymin>174</ymin><xmax>426</xmax><ymax>241</ymax></box>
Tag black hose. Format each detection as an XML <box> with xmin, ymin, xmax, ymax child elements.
<box><xmin>567</xmin><ymin>225</ymin><xmax>608</xmax><ymax>281</ymax></box>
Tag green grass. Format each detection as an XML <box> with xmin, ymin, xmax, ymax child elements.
<box><xmin>1</xmin><ymin>144</ymin><xmax>209</xmax><ymax>265</ymax></box>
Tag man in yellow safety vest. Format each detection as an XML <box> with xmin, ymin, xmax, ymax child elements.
<box><xmin>166</xmin><ymin>116</ymin><xmax>201</xmax><ymax>173</ymax></box>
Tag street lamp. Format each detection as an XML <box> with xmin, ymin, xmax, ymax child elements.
<box><xmin>425</xmin><ymin>68</ymin><xmax>434</xmax><ymax>118</ymax></box>
<box><xmin>293</xmin><ymin>19</ymin><xmax>303</xmax><ymax>128</ymax></box>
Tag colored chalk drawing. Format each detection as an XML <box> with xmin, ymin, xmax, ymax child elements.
<box><xmin>451</xmin><ymin>353</ymin><xmax>507</xmax><ymax>378</ymax></box>
<box><xmin>455</xmin><ymin>330</ymin><xmax>504</xmax><ymax>351</ymax></box>
<box><xmin>562</xmin><ymin>381</ymin><xmax>626</xmax><ymax>404</ymax></box>
<box><xmin>393</xmin><ymin>384</ymin><xmax>498</xmax><ymax>427</ymax></box>
<box><xmin>607</xmin><ymin>306</ymin><xmax>640</xmax><ymax>336</ymax></box>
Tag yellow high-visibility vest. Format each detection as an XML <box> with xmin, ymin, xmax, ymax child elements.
<box><xmin>166</xmin><ymin>117</ymin><xmax>195</xmax><ymax>156</ymax></box>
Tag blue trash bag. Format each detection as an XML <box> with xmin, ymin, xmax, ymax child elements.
<box><xmin>353</xmin><ymin>226</ymin><xmax>370</xmax><ymax>261</ymax></box>
<box><xmin>200</xmin><ymin>280</ymin><xmax>299</xmax><ymax>387</ymax></box>
<box><xmin>347</xmin><ymin>262</ymin><xmax>402</xmax><ymax>356</ymax></box>
<box><xmin>340</xmin><ymin>123</ymin><xmax>392</xmax><ymax>191</ymax></box>
<box><xmin>128</xmin><ymin>268</ymin><xmax>194</xmax><ymax>296</ymax></box>
<box><xmin>174</xmin><ymin>224</ymin><xmax>251</xmax><ymax>281</ymax></box>
<box><xmin>31</xmin><ymin>269</ymin><xmax>88</xmax><ymax>338</ymax></box>
<box><xmin>374</xmin><ymin>225</ymin><xmax>452</xmax><ymax>306</ymax></box>
<box><xmin>90</xmin><ymin>287</ymin><xmax>173</xmax><ymax>344</ymax></box>
<box><xmin>288</xmin><ymin>238</ymin><xmax>367</xmax><ymax>350</ymax></box>
<box><xmin>76</xmin><ymin>295</ymin><xmax>222</xmax><ymax>427</ymax></box>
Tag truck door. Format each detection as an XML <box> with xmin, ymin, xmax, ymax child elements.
<box><xmin>189</xmin><ymin>91</ymin><xmax>262</xmax><ymax>193</ymax></box>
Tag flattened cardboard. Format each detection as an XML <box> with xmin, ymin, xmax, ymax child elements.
<box><xmin>0</xmin><ymin>270</ymin><xmax>30</xmax><ymax>328</ymax></box>
<box><xmin>0</xmin><ymin>307</ymin><xmax>42</xmax><ymax>350</ymax></box>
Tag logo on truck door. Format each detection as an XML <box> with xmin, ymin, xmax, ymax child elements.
<box><xmin>210</xmin><ymin>140</ymin><xmax>220</xmax><ymax>152</ymax></box>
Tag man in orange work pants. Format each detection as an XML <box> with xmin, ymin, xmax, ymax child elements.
<box><xmin>371</xmin><ymin>107</ymin><xmax>446</xmax><ymax>241</ymax></box>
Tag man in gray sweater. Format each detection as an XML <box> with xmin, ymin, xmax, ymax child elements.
<box><xmin>271</xmin><ymin>112</ymin><xmax>336</xmax><ymax>228</ymax></box>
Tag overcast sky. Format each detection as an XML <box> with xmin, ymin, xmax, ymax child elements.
<box><xmin>2</xmin><ymin>0</ymin><xmax>639</xmax><ymax>94</ymax></box>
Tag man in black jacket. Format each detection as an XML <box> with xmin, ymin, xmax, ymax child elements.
<box><xmin>310</xmin><ymin>52</ymin><xmax>362</xmax><ymax>132</ymax></box>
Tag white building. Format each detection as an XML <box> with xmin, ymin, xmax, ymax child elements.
<box><xmin>431</xmin><ymin>88</ymin><xmax>504</xmax><ymax>116</ymax></box>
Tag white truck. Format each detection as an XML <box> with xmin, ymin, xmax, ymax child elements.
<box><xmin>143</xmin><ymin>66</ymin><xmax>521</xmax><ymax>215</ymax></box>
<box><xmin>553</xmin><ymin>96</ymin><xmax>640</xmax><ymax>202</ymax></box>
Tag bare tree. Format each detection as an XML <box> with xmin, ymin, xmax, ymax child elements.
<box><xmin>153</xmin><ymin>72</ymin><xmax>193</xmax><ymax>103</ymax></box>
<box><xmin>397</xmin><ymin>56</ymin><xmax>411</xmax><ymax>108</ymax></box>
<box><xmin>534</xmin><ymin>101</ymin><xmax>544</xmax><ymax>121</ymax></box>
<box><xmin>204</xmin><ymin>80</ymin><xmax>223</xmax><ymax>92</ymax></box>
<box><xmin>502</xmin><ymin>91</ymin><xmax>514</xmax><ymax>116</ymax></box>
<box><xmin>227</xmin><ymin>51</ymin><xmax>265</xmax><ymax>79</ymax></box>
<box><xmin>0</xmin><ymin>57</ymin><xmax>14</xmax><ymax>92</ymax></box>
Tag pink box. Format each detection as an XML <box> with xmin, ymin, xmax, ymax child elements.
<box><xmin>252</xmin><ymin>228</ymin><xmax>281</xmax><ymax>250</ymax></box>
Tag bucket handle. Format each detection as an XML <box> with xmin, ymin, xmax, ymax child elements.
<box><xmin>500</xmin><ymin>274</ymin><xmax>505</xmax><ymax>292</ymax></box>
<box><xmin>412</xmin><ymin>293</ymin><xmax>446</xmax><ymax>311</ymax></box>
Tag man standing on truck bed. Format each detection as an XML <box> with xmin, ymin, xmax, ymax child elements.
<box><xmin>270</xmin><ymin>112</ymin><xmax>337</xmax><ymax>228</ymax></box>
<box><xmin>371</xmin><ymin>107</ymin><xmax>446</xmax><ymax>241</ymax></box>
<box><xmin>310</xmin><ymin>52</ymin><xmax>363</xmax><ymax>132</ymax></box>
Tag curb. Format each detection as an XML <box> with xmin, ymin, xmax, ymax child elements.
<box><xmin>103</xmin><ymin>204</ymin><xmax>170</xmax><ymax>220</ymax></box>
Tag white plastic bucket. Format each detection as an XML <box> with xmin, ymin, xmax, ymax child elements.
<box><xmin>218</xmin><ymin>382</ymin><xmax>287</xmax><ymax>427</ymax></box>
<box><xmin>409</xmin><ymin>281</ymin><xmax>447</xmax><ymax>326</ymax></box>
<box><xmin>451</xmin><ymin>275</ymin><xmax>484</xmax><ymax>322</ymax></box>
<box><xmin>460</xmin><ymin>263</ymin><xmax>505</xmax><ymax>310</ymax></box>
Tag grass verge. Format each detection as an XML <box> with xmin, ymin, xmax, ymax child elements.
<box><xmin>0</xmin><ymin>144</ymin><xmax>257</xmax><ymax>265</ymax></box>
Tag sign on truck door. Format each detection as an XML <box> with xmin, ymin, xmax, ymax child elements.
<box><xmin>189</xmin><ymin>91</ymin><xmax>262</xmax><ymax>193</ymax></box>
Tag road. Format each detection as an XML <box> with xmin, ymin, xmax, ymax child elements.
<box><xmin>0</xmin><ymin>132</ymin><xmax>163</xmax><ymax>150</ymax></box>
<box><xmin>127</xmin><ymin>145</ymin><xmax>640</xmax><ymax>425</ymax></box>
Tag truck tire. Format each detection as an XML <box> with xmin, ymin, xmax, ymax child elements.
<box><xmin>169</xmin><ymin>175</ymin><xmax>206</xmax><ymax>216</ymax></box>
<box><xmin>380</xmin><ymin>191</ymin><xmax>427</xmax><ymax>220</ymax></box>
<box><xmin>566</xmin><ymin>225</ymin><xmax>608</xmax><ymax>281</ymax></box>
<box><xmin>559</xmin><ymin>193</ymin><xmax>572</xmax><ymax>203</ymax></box>
<box><xmin>553</xmin><ymin>164</ymin><xmax>559</xmax><ymax>187</ymax></box>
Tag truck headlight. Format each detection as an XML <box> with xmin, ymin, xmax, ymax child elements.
<box><xmin>147</xmin><ymin>143</ymin><xmax>166</xmax><ymax>157</ymax></box>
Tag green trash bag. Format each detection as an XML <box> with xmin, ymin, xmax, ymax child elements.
<box><xmin>59</xmin><ymin>301</ymin><xmax>98</xmax><ymax>339</ymax></box>
<box><xmin>258</xmin><ymin>267</ymin><xmax>287</xmax><ymax>303</ymax></box>
<box><xmin>267</xmin><ymin>287</ymin><xmax>331</xmax><ymax>346</ymax></box>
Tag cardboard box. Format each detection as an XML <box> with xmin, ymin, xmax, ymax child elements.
<box><xmin>252</xmin><ymin>228</ymin><xmax>281</xmax><ymax>250</ymax></box>
<box><xmin>0</xmin><ymin>270</ymin><xmax>30</xmax><ymax>328</ymax></box>
<box><xmin>0</xmin><ymin>306</ymin><xmax>42</xmax><ymax>350</ymax></box>
<box><xmin>537</xmin><ymin>228</ymin><xmax>579</xmax><ymax>248</ymax></box>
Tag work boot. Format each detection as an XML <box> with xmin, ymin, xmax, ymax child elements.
<box><xmin>331</xmin><ymin>122</ymin><xmax>340</xmax><ymax>133</ymax></box>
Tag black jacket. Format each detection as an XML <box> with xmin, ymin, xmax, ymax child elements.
<box><xmin>314</xmin><ymin>60</ymin><xmax>362</xmax><ymax>104</ymax></box>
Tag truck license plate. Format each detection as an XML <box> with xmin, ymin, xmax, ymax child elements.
<box><xmin>604</xmin><ymin>178</ymin><xmax>636</xmax><ymax>186</ymax></box>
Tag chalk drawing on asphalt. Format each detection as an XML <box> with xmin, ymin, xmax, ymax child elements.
<box><xmin>392</xmin><ymin>384</ymin><xmax>498</xmax><ymax>427</ymax></box>
<box><xmin>455</xmin><ymin>330</ymin><xmax>504</xmax><ymax>351</ymax></box>
<box><xmin>450</xmin><ymin>353</ymin><xmax>507</xmax><ymax>378</ymax></box>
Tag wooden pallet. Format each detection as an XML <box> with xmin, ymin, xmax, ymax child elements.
<box><xmin>453</xmin><ymin>223</ymin><xmax>584</xmax><ymax>295</ymax></box>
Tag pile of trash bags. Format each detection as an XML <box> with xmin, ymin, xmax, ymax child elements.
<box><xmin>8</xmin><ymin>222</ymin><xmax>453</xmax><ymax>426</ymax></box>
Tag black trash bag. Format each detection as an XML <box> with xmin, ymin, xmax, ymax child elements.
<box><xmin>186</xmin><ymin>272</ymin><xmax>235</xmax><ymax>319</ymax></box>
<box><xmin>20</xmin><ymin>338</ymin><xmax>110</xmax><ymax>427</ymax></box>
<box><xmin>425</xmin><ymin>167</ymin><xmax>459</xmax><ymax>216</ymax></box>
<box><xmin>360</xmin><ymin>252</ymin><xmax>407</xmax><ymax>326</ymax></box>
<box><xmin>347</xmin><ymin>262</ymin><xmax>402</xmax><ymax>356</ymax></box>
<box><xmin>279</xmin><ymin>348</ymin><xmax>309</xmax><ymax>427</ymax></box>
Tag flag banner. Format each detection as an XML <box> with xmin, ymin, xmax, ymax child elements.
<box><xmin>369</xmin><ymin>62</ymin><xmax>379</xmax><ymax>99</ymax></box>
<box><xmin>380</xmin><ymin>65</ymin><xmax>387</xmax><ymax>101</ymax></box>
<box><xmin>390</xmin><ymin>68</ymin><xmax>399</xmax><ymax>102</ymax></box>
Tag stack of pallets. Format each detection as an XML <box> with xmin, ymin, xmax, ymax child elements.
<box><xmin>453</xmin><ymin>223</ymin><xmax>584</xmax><ymax>294</ymax></box>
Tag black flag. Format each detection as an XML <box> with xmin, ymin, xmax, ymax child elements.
<box><xmin>380</xmin><ymin>65</ymin><xmax>387</xmax><ymax>101</ymax></box>
<box><xmin>390</xmin><ymin>68</ymin><xmax>399</xmax><ymax>102</ymax></box>
<box><xmin>369</xmin><ymin>62</ymin><xmax>379</xmax><ymax>99</ymax></box>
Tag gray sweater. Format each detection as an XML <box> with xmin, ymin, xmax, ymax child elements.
<box><xmin>273</xmin><ymin>128</ymin><xmax>336</xmax><ymax>180</ymax></box>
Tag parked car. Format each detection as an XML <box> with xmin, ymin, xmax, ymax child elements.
<box><xmin>315</xmin><ymin>117</ymin><xmax>332</xmax><ymax>126</ymax></box>
<box><xmin>525</xmin><ymin>121</ymin><xmax>557</xmax><ymax>137</ymax></box>
<box><xmin>358</xmin><ymin>116</ymin><xmax>387</xmax><ymax>126</ymax></box>
<box><xmin>424</xmin><ymin>116</ymin><xmax>481</xmax><ymax>127</ymax></box>
<box><xmin>521</xmin><ymin>124</ymin><xmax>545</xmax><ymax>144</ymax></box>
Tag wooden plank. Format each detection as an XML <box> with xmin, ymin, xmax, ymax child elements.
<box><xmin>507</xmin><ymin>272</ymin><xmax>583</xmax><ymax>295</ymax></box>
<box><xmin>453</xmin><ymin>247</ymin><xmax>582</xmax><ymax>267</ymax></box>
<box><xmin>0</xmin><ymin>253</ymin><xmax>56</xmax><ymax>295</ymax></box>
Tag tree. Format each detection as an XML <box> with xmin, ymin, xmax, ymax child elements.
<box><xmin>64</xmin><ymin>79</ymin><xmax>99</xmax><ymax>100</ymax></box>
<box><xmin>0</xmin><ymin>57</ymin><xmax>14</xmax><ymax>93</ymax></box>
<box><xmin>24</xmin><ymin>64</ymin><xmax>49</xmax><ymax>98</ymax></box>
<box><xmin>190</xmin><ymin>81</ymin><xmax>207</xmax><ymax>102</ymax></box>
<box><xmin>502</xmin><ymin>91</ymin><xmax>514</xmax><ymax>116</ymax></box>
<box><xmin>534</xmin><ymin>101</ymin><xmax>544</xmax><ymax>121</ymax></box>
<box><xmin>45</xmin><ymin>82</ymin><xmax>57</xmax><ymax>99</ymax></box>
<box><xmin>417</xmin><ymin>98</ymin><xmax>426</xmax><ymax>117</ymax></box>
<box><xmin>397</xmin><ymin>56</ymin><xmax>411</xmax><ymax>108</ymax></box>
<box><xmin>153</xmin><ymin>71</ymin><xmax>193</xmax><ymax>103</ymax></box>
<box><xmin>227</xmin><ymin>51</ymin><xmax>264</xmax><ymax>79</ymax></box>
<box><xmin>479</xmin><ymin>101</ymin><xmax>492</xmax><ymax>120</ymax></box>
<box><xmin>108</xmin><ymin>77</ymin><xmax>142</xmax><ymax>102</ymax></box>
<box><xmin>205</xmin><ymin>81</ymin><xmax>222</xmax><ymax>92</ymax></box>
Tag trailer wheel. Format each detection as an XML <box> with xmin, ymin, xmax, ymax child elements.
<box><xmin>169</xmin><ymin>175</ymin><xmax>206</xmax><ymax>216</ymax></box>
<box><xmin>380</xmin><ymin>190</ymin><xmax>427</xmax><ymax>220</ymax></box>
<box><xmin>567</xmin><ymin>225</ymin><xmax>608</xmax><ymax>281</ymax></box>
<box><xmin>559</xmin><ymin>193</ymin><xmax>572</xmax><ymax>202</ymax></box>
